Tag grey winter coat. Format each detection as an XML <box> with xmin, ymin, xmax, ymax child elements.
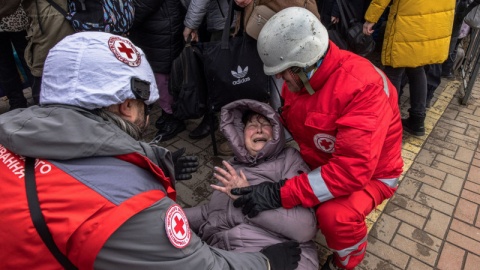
<box><xmin>185</xmin><ymin>99</ymin><xmax>319</xmax><ymax>270</ymax></box>
<box><xmin>183</xmin><ymin>0</ymin><xmax>230</xmax><ymax>32</ymax></box>
<box><xmin>0</xmin><ymin>105</ymin><xmax>271</xmax><ymax>269</ymax></box>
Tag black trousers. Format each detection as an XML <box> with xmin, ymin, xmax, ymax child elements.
<box><xmin>384</xmin><ymin>66</ymin><xmax>427</xmax><ymax>118</ymax></box>
<box><xmin>0</xmin><ymin>31</ymin><xmax>33</xmax><ymax>110</ymax></box>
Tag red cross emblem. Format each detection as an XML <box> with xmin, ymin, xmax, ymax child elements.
<box><xmin>117</xmin><ymin>42</ymin><xmax>134</xmax><ymax>59</ymax></box>
<box><xmin>174</xmin><ymin>216</ymin><xmax>185</xmax><ymax>235</ymax></box>
<box><xmin>108</xmin><ymin>36</ymin><xmax>141</xmax><ymax>67</ymax></box>
<box><xmin>314</xmin><ymin>133</ymin><xmax>336</xmax><ymax>153</ymax></box>
<box><xmin>165</xmin><ymin>204</ymin><xmax>191</xmax><ymax>248</ymax></box>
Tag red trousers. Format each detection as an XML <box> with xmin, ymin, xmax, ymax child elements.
<box><xmin>316</xmin><ymin>180</ymin><xmax>396</xmax><ymax>269</ymax></box>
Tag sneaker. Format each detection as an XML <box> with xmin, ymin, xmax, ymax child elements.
<box><xmin>441</xmin><ymin>72</ymin><xmax>454</xmax><ymax>79</ymax></box>
<box><xmin>402</xmin><ymin>115</ymin><xmax>425</xmax><ymax>136</ymax></box>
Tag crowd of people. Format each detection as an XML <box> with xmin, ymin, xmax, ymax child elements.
<box><xmin>1</xmin><ymin>0</ymin><xmax>478</xmax><ymax>269</ymax></box>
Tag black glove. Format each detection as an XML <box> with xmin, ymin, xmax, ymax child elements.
<box><xmin>172</xmin><ymin>147</ymin><xmax>199</xmax><ymax>181</ymax></box>
<box><xmin>231</xmin><ymin>179</ymin><xmax>286</xmax><ymax>218</ymax></box>
<box><xmin>260</xmin><ymin>241</ymin><xmax>301</xmax><ymax>270</ymax></box>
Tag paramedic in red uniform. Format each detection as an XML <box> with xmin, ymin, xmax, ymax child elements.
<box><xmin>0</xmin><ymin>31</ymin><xmax>301</xmax><ymax>270</ymax></box>
<box><xmin>225</xmin><ymin>7</ymin><xmax>404</xmax><ymax>270</ymax></box>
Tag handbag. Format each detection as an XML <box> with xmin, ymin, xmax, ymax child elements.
<box><xmin>196</xmin><ymin>0</ymin><xmax>270</xmax><ymax>112</ymax></box>
<box><xmin>465</xmin><ymin>5</ymin><xmax>480</xmax><ymax>29</ymax></box>
<box><xmin>169</xmin><ymin>39</ymin><xmax>208</xmax><ymax>120</ymax></box>
<box><xmin>245</xmin><ymin>4</ymin><xmax>276</xmax><ymax>40</ymax></box>
<box><xmin>335</xmin><ymin>0</ymin><xmax>375</xmax><ymax>57</ymax></box>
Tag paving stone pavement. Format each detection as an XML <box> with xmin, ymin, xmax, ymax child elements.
<box><xmin>1</xmin><ymin>71</ymin><xmax>479</xmax><ymax>270</ymax></box>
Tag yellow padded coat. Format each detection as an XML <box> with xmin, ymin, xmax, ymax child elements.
<box><xmin>365</xmin><ymin>0</ymin><xmax>455</xmax><ymax>68</ymax></box>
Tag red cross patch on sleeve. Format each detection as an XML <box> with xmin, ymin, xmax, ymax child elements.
<box><xmin>165</xmin><ymin>204</ymin><xmax>191</xmax><ymax>248</ymax></box>
<box><xmin>314</xmin><ymin>133</ymin><xmax>336</xmax><ymax>153</ymax></box>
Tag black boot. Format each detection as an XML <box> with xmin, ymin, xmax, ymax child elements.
<box><xmin>155</xmin><ymin>113</ymin><xmax>186</xmax><ymax>142</ymax></box>
<box><xmin>321</xmin><ymin>255</ymin><xmax>344</xmax><ymax>270</ymax></box>
<box><xmin>188</xmin><ymin>114</ymin><xmax>218</xmax><ymax>140</ymax></box>
<box><xmin>155</xmin><ymin>111</ymin><xmax>170</xmax><ymax>129</ymax></box>
<box><xmin>402</xmin><ymin>115</ymin><xmax>425</xmax><ymax>136</ymax></box>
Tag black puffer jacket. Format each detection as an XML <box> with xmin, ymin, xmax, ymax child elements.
<box><xmin>129</xmin><ymin>0</ymin><xmax>185</xmax><ymax>74</ymax></box>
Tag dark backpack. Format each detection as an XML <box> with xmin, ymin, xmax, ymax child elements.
<box><xmin>332</xmin><ymin>0</ymin><xmax>375</xmax><ymax>57</ymax></box>
<box><xmin>169</xmin><ymin>41</ymin><xmax>208</xmax><ymax>120</ymax></box>
<box><xmin>46</xmin><ymin>0</ymin><xmax>134</xmax><ymax>35</ymax></box>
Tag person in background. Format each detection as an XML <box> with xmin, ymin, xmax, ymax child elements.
<box><xmin>316</xmin><ymin>0</ymin><xmax>370</xmax><ymax>27</ymax></box>
<box><xmin>441</xmin><ymin>0</ymin><xmax>475</xmax><ymax>79</ymax></box>
<box><xmin>21</xmin><ymin>0</ymin><xmax>74</xmax><ymax>104</ymax></box>
<box><xmin>227</xmin><ymin>7</ymin><xmax>404</xmax><ymax>270</ymax></box>
<box><xmin>0</xmin><ymin>3</ymin><xmax>33</xmax><ymax>110</ymax></box>
<box><xmin>0</xmin><ymin>31</ymin><xmax>301</xmax><ymax>270</ymax></box>
<box><xmin>363</xmin><ymin>0</ymin><xmax>455</xmax><ymax>136</ymax></box>
<box><xmin>186</xmin><ymin>99</ymin><xmax>319</xmax><ymax>270</ymax></box>
<box><xmin>128</xmin><ymin>0</ymin><xmax>186</xmax><ymax>141</ymax></box>
<box><xmin>152</xmin><ymin>0</ymin><xmax>232</xmax><ymax>142</ymax></box>
<box><xmin>424</xmin><ymin>0</ymin><xmax>480</xmax><ymax>107</ymax></box>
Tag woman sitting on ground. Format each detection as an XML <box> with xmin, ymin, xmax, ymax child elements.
<box><xmin>184</xmin><ymin>99</ymin><xmax>319</xmax><ymax>270</ymax></box>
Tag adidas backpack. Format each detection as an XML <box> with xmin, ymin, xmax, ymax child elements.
<box><xmin>46</xmin><ymin>0</ymin><xmax>134</xmax><ymax>35</ymax></box>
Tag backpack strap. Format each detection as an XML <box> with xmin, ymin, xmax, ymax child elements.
<box><xmin>45</xmin><ymin>0</ymin><xmax>72</xmax><ymax>20</ymax></box>
<box><xmin>335</xmin><ymin>0</ymin><xmax>349</xmax><ymax>32</ymax></box>
<box><xmin>25</xmin><ymin>157</ymin><xmax>78</xmax><ymax>270</ymax></box>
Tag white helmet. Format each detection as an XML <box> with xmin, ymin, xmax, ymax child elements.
<box><xmin>257</xmin><ymin>7</ymin><xmax>329</xmax><ymax>76</ymax></box>
<box><xmin>41</xmin><ymin>32</ymin><xmax>158</xmax><ymax>110</ymax></box>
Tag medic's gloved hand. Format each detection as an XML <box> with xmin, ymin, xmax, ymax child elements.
<box><xmin>260</xmin><ymin>241</ymin><xmax>301</xmax><ymax>270</ymax></box>
<box><xmin>231</xmin><ymin>179</ymin><xmax>286</xmax><ymax>218</ymax></box>
<box><xmin>172</xmin><ymin>147</ymin><xmax>199</xmax><ymax>181</ymax></box>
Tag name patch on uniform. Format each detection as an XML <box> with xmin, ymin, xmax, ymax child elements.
<box><xmin>165</xmin><ymin>204</ymin><xmax>191</xmax><ymax>248</ymax></box>
<box><xmin>314</xmin><ymin>133</ymin><xmax>336</xmax><ymax>153</ymax></box>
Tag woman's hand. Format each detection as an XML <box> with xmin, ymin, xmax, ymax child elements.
<box><xmin>211</xmin><ymin>160</ymin><xmax>250</xmax><ymax>200</ymax></box>
<box><xmin>363</xmin><ymin>21</ymin><xmax>375</xmax><ymax>35</ymax></box>
<box><xmin>234</xmin><ymin>0</ymin><xmax>253</xmax><ymax>8</ymax></box>
<box><xmin>183</xmin><ymin>27</ymin><xmax>199</xmax><ymax>42</ymax></box>
<box><xmin>331</xmin><ymin>16</ymin><xmax>339</xmax><ymax>24</ymax></box>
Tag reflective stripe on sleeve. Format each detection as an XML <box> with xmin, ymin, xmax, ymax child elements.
<box><xmin>307</xmin><ymin>167</ymin><xmax>334</xmax><ymax>202</ymax></box>
<box><xmin>373</xmin><ymin>66</ymin><xmax>389</xmax><ymax>97</ymax></box>
<box><xmin>378</xmin><ymin>177</ymin><xmax>399</xmax><ymax>188</ymax></box>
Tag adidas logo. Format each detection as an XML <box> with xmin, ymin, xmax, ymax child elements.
<box><xmin>231</xmin><ymin>65</ymin><xmax>251</xmax><ymax>85</ymax></box>
<box><xmin>231</xmin><ymin>66</ymin><xmax>248</xmax><ymax>78</ymax></box>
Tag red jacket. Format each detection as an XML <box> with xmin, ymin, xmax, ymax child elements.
<box><xmin>280</xmin><ymin>42</ymin><xmax>403</xmax><ymax>209</ymax></box>
<box><xmin>0</xmin><ymin>146</ymin><xmax>175</xmax><ymax>270</ymax></box>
